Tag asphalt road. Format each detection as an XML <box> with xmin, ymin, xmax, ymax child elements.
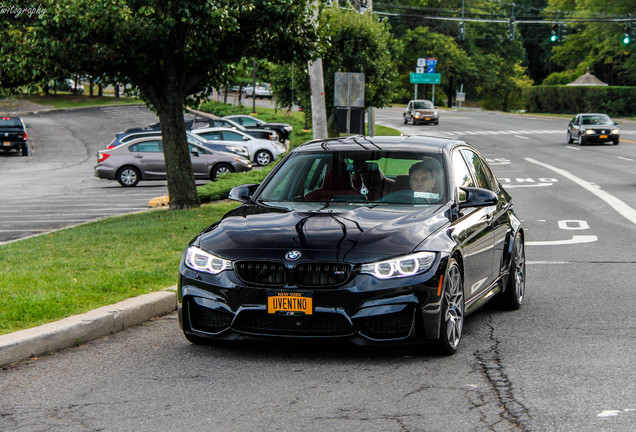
<box><xmin>1</xmin><ymin>105</ymin><xmax>635</xmax><ymax>431</ymax></box>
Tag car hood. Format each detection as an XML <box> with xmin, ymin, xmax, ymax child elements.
<box><xmin>196</xmin><ymin>202</ymin><xmax>450</xmax><ymax>263</ymax></box>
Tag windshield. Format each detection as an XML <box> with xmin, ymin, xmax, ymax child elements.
<box><xmin>413</xmin><ymin>101</ymin><xmax>434</xmax><ymax>109</ymax></box>
<box><xmin>259</xmin><ymin>151</ymin><xmax>446</xmax><ymax>205</ymax></box>
<box><xmin>581</xmin><ymin>115</ymin><xmax>613</xmax><ymax>126</ymax></box>
<box><xmin>0</xmin><ymin>119</ymin><xmax>22</xmax><ymax>128</ymax></box>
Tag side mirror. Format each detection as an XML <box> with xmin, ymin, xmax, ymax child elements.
<box><xmin>242</xmin><ymin>136</ymin><xmax>250</xmax><ymax>141</ymax></box>
<box><xmin>191</xmin><ymin>147</ymin><xmax>200</xmax><ymax>156</ymax></box>
<box><xmin>229</xmin><ymin>183</ymin><xmax>259</xmax><ymax>203</ymax></box>
<box><xmin>25</xmin><ymin>124</ymin><xmax>31</xmax><ymax>128</ymax></box>
<box><xmin>458</xmin><ymin>187</ymin><xmax>498</xmax><ymax>209</ymax></box>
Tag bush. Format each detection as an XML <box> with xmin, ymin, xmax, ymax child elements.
<box><xmin>523</xmin><ymin>86</ymin><xmax>636</xmax><ymax>116</ymax></box>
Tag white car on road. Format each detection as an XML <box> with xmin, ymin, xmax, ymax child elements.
<box><xmin>191</xmin><ymin>127</ymin><xmax>286</xmax><ymax>166</ymax></box>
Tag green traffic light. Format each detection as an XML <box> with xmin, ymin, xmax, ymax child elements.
<box><xmin>550</xmin><ymin>34</ymin><xmax>558</xmax><ymax>42</ymax></box>
<box><xmin>623</xmin><ymin>36</ymin><xmax>631</xmax><ymax>44</ymax></box>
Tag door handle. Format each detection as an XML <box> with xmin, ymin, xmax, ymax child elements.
<box><xmin>134</xmin><ymin>155</ymin><xmax>143</xmax><ymax>158</ymax></box>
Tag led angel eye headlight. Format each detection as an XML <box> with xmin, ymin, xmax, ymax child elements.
<box><xmin>361</xmin><ymin>252</ymin><xmax>436</xmax><ymax>279</ymax></box>
<box><xmin>184</xmin><ymin>246</ymin><xmax>232</xmax><ymax>274</ymax></box>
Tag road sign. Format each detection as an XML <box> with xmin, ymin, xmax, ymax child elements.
<box><xmin>410</xmin><ymin>73</ymin><xmax>441</xmax><ymax>84</ymax></box>
<box><xmin>417</xmin><ymin>58</ymin><xmax>426</xmax><ymax>67</ymax></box>
<box><xmin>416</xmin><ymin>67</ymin><xmax>425</xmax><ymax>74</ymax></box>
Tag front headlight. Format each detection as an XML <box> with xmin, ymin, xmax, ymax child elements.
<box><xmin>283</xmin><ymin>126</ymin><xmax>292</xmax><ymax>132</ymax></box>
<box><xmin>585</xmin><ymin>129</ymin><xmax>595</xmax><ymax>135</ymax></box>
<box><xmin>229</xmin><ymin>146</ymin><xmax>249</xmax><ymax>157</ymax></box>
<box><xmin>184</xmin><ymin>246</ymin><xmax>232</xmax><ymax>274</ymax></box>
<box><xmin>235</xmin><ymin>157</ymin><xmax>251</xmax><ymax>166</ymax></box>
<box><xmin>611</xmin><ymin>129</ymin><xmax>620</xmax><ymax>134</ymax></box>
<box><xmin>360</xmin><ymin>252</ymin><xmax>436</xmax><ymax>279</ymax></box>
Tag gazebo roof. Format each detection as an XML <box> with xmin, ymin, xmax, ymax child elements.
<box><xmin>567</xmin><ymin>69</ymin><xmax>608</xmax><ymax>86</ymax></box>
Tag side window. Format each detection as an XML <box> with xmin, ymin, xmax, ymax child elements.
<box><xmin>129</xmin><ymin>140</ymin><xmax>162</xmax><ymax>152</ymax></box>
<box><xmin>199</xmin><ymin>131</ymin><xmax>220</xmax><ymax>141</ymax></box>
<box><xmin>452</xmin><ymin>150</ymin><xmax>475</xmax><ymax>201</ymax></box>
<box><xmin>461</xmin><ymin>149</ymin><xmax>497</xmax><ymax>191</ymax></box>
<box><xmin>222</xmin><ymin>131</ymin><xmax>245</xmax><ymax>141</ymax></box>
<box><xmin>240</xmin><ymin>117</ymin><xmax>258</xmax><ymax>127</ymax></box>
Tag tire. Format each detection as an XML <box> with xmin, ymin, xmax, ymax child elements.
<box><xmin>21</xmin><ymin>144</ymin><xmax>29</xmax><ymax>156</ymax></box>
<box><xmin>499</xmin><ymin>233</ymin><xmax>526</xmax><ymax>310</ymax></box>
<box><xmin>116</xmin><ymin>166</ymin><xmax>140</xmax><ymax>187</ymax></box>
<box><xmin>434</xmin><ymin>121</ymin><xmax>439</xmax><ymax>125</ymax></box>
<box><xmin>613</xmin><ymin>139</ymin><xmax>619</xmax><ymax>145</ymax></box>
<box><xmin>403</xmin><ymin>116</ymin><xmax>407</xmax><ymax>124</ymax></box>
<box><xmin>211</xmin><ymin>163</ymin><xmax>233</xmax><ymax>180</ymax></box>
<box><xmin>566</xmin><ymin>131</ymin><xmax>573</xmax><ymax>144</ymax></box>
<box><xmin>255</xmin><ymin>150</ymin><xmax>272</xmax><ymax>166</ymax></box>
<box><xmin>435</xmin><ymin>258</ymin><xmax>464</xmax><ymax>355</ymax></box>
<box><xmin>578</xmin><ymin>134</ymin><xmax>584</xmax><ymax>146</ymax></box>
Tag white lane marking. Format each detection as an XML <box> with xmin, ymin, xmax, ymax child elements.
<box><xmin>515</xmin><ymin>135</ymin><xmax>530</xmax><ymax>140</ymax></box>
<box><xmin>526</xmin><ymin>235</ymin><xmax>598</xmax><ymax>246</ymax></box>
<box><xmin>617</xmin><ymin>156</ymin><xmax>634</xmax><ymax>161</ymax></box>
<box><xmin>505</xmin><ymin>183</ymin><xmax>553</xmax><ymax>188</ymax></box>
<box><xmin>526</xmin><ymin>158</ymin><xmax>636</xmax><ymax>226</ymax></box>
<box><xmin>597</xmin><ymin>409</ymin><xmax>636</xmax><ymax>418</ymax></box>
<box><xmin>566</xmin><ymin>146</ymin><xmax>580</xmax><ymax>150</ymax></box>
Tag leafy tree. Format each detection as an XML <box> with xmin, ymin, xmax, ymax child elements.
<box><xmin>12</xmin><ymin>0</ymin><xmax>318</xmax><ymax>209</ymax></box>
<box><xmin>543</xmin><ymin>0</ymin><xmax>635</xmax><ymax>85</ymax></box>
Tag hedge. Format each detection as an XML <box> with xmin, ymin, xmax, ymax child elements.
<box><xmin>523</xmin><ymin>86</ymin><xmax>636</xmax><ymax>116</ymax></box>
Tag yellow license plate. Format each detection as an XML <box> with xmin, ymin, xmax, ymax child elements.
<box><xmin>424</xmin><ymin>118</ymin><xmax>431</xmax><ymax>121</ymax></box>
<box><xmin>3</xmin><ymin>142</ymin><xmax>10</xmax><ymax>146</ymax></box>
<box><xmin>267</xmin><ymin>292</ymin><xmax>313</xmax><ymax>315</ymax></box>
<box><xmin>599</xmin><ymin>135</ymin><xmax>608</xmax><ymax>139</ymax></box>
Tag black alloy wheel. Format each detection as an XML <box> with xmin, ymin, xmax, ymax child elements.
<box><xmin>499</xmin><ymin>233</ymin><xmax>526</xmax><ymax>310</ymax></box>
<box><xmin>435</xmin><ymin>258</ymin><xmax>464</xmax><ymax>355</ymax></box>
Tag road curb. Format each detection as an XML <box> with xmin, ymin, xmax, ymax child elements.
<box><xmin>0</xmin><ymin>289</ymin><xmax>177</xmax><ymax>368</ymax></box>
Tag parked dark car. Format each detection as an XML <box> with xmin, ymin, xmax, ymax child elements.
<box><xmin>106</xmin><ymin>128</ymin><xmax>249</xmax><ymax>159</ymax></box>
<box><xmin>567</xmin><ymin>113</ymin><xmax>620</xmax><ymax>145</ymax></box>
<box><xmin>224</xmin><ymin>114</ymin><xmax>292</xmax><ymax>143</ymax></box>
<box><xmin>178</xmin><ymin>135</ymin><xmax>525</xmax><ymax>355</ymax></box>
<box><xmin>0</xmin><ymin>116</ymin><xmax>30</xmax><ymax>156</ymax></box>
<box><xmin>95</xmin><ymin>136</ymin><xmax>251</xmax><ymax>187</ymax></box>
<box><xmin>403</xmin><ymin>99</ymin><xmax>439</xmax><ymax>125</ymax></box>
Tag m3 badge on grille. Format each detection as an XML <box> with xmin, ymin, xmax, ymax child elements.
<box><xmin>285</xmin><ymin>250</ymin><xmax>301</xmax><ymax>261</ymax></box>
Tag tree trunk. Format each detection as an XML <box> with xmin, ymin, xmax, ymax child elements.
<box><xmin>156</xmin><ymin>100</ymin><xmax>201</xmax><ymax>209</ymax></box>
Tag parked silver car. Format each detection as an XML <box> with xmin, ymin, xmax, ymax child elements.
<box><xmin>94</xmin><ymin>136</ymin><xmax>252</xmax><ymax>187</ymax></box>
<box><xmin>190</xmin><ymin>127</ymin><xmax>286</xmax><ymax>166</ymax></box>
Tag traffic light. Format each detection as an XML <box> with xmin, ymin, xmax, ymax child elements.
<box><xmin>459</xmin><ymin>21</ymin><xmax>465</xmax><ymax>41</ymax></box>
<box><xmin>550</xmin><ymin>24</ymin><xmax>558</xmax><ymax>42</ymax></box>
<box><xmin>508</xmin><ymin>19</ymin><xmax>516</xmax><ymax>41</ymax></box>
<box><xmin>623</xmin><ymin>26</ymin><xmax>631</xmax><ymax>45</ymax></box>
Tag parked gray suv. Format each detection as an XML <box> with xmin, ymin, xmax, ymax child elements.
<box><xmin>95</xmin><ymin>136</ymin><xmax>252</xmax><ymax>187</ymax></box>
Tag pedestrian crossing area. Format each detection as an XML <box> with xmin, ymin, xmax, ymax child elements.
<box><xmin>403</xmin><ymin>128</ymin><xmax>563</xmax><ymax>138</ymax></box>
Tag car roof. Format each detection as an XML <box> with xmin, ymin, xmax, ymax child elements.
<box><xmin>192</xmin><ymin>127</ymin><xmax>249</xmax><ymax>135</ymax></box>
<box><xmin>293</xmin><ymin>135</ymin><xmax>462</xmax><ymax>154</ymax></box>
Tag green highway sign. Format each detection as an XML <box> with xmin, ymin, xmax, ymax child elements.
<box><xmin>410</xmin><ymin>73</ymin><xmax>441</xmax><ymax>84</ymax></box>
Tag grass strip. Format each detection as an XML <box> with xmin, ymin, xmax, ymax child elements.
<box><xmin>0</xmin><ymin>201</ymin><xmax>239</xmax><ymax>335</ymax></box>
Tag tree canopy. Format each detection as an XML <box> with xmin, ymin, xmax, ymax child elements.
<box><xmin>3</xmin><ymin>0</ymin><xmax>319</xmax><ymax>208</ymax></box>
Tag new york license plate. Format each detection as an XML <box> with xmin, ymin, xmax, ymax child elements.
<box><xmin>3</xmin><ymin>142</ymin><xmax>10</xmax><ymax>146</ymax></box>
<box><xmin>267</xmin><ymin>292</ymin><xmax>313</xmax><ymax>315</ymax></box>
<box><xmin>599</xmin><ymin>135</ymin><xmax>608</xmax><ymax>139</ymax></box>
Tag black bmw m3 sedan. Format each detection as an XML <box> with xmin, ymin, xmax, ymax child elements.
<box><xmin>178</xmin><ymin>135</ymin><xmax>526</xmax><ymax>354</ymax></box>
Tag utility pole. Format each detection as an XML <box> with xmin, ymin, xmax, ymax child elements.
<box><xmin>308</xmin><ymin>1</ymin><xmax>327</xmax><ymax>140</ymax></box>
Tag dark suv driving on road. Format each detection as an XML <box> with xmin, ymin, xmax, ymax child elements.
<box><xmin>0</xmin><ymin>116</ymin><xmax>30</xmax><ymax>156</ymax></box>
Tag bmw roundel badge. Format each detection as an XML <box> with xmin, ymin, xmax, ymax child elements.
<box><xmin>285</xmin><ymin>250</ymin><xmax>301</xmax><ymax>261</ymax></box>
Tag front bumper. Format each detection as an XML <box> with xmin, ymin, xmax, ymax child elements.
<box><xmin>178</xmin><ymin>255</ymin><xmax>448</xmax><ymax>345</ymax></box>
<box><xmin>580</xmin><ymin>132</ymin><xmax>619</xmax><ymax>144</ymax></box>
